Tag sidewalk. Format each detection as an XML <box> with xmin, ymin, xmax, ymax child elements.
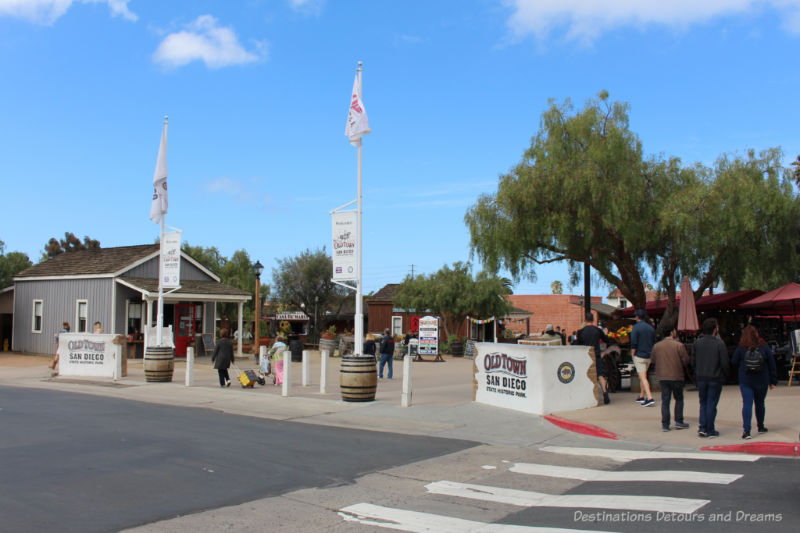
<box><xmin>1</xmin><ymin>350</ymin><xmax>798</xmax><ymax>454</ymax></box>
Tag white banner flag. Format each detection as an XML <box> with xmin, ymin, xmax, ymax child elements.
<box><xmin>150</xmin><ymin>119</ymin><xmax>168</xmax><ymax>223</ymax></box>
<box><xmin>345</xmin><ymin>73</ymin><xmax>370</xmax><ymax>147</ymax></box>
<box><xmin>332</xmin><ymin>211</ymin><xmax>357</xmax><ymax>281</ymax></box>
<box><xmin>161</xmin><ymin>231</ymin><xmax>181</xmax><ymax>288</ymax></box>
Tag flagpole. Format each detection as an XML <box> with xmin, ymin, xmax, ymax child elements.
<box><xmin>354</xmin><ymin>62</ymin><xmax>364</xmax><ymax>356</ymax></box>
<box><xmin>156</xmin><ymin>115</ymin><xmax>167</xmax><ymax>346</ymax></box>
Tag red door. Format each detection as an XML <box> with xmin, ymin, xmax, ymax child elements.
<box><xmin>175</xmin><ymin>303</ymin><xmax>195</xmax><ymax>357</ymax></box>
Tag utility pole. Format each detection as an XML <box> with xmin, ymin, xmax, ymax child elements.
<box><xmin>409</xmin><ymin>264</ymin><xmax>415</xmax><ymax>277</ymax></box>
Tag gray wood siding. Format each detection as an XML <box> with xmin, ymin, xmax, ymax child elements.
<box><xmin>204</xmin><ymin>302</ymin><xmax>215</xmax><ymax>336</ymax></box>
<box><xmin>115</xmin><ymin>284</ymin><xmax>142</xmax><ymax>336</ymax></box>
<box><xmin>13</xmin><ymin>278</ymin><xmax>112</xmax><ymax>354</ymax></box>
<box><xmin>121</xmin><ymin>257</ymin><xmax>214</xmax><ymax>281</ymax></box>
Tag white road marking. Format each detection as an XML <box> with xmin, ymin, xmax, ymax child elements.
<box><xmin>510</xmin><ymin>462</ymin><xmax>742</xmax><ymax>484</ymax></box>
<box><xmin>541</xmin><ymin>446</ymin><xmax>760</xmax><ymax>463</ymax></box>
<box><xmin>339</xmin><ymin>503</ymin><xmax>619</xmax><ymax>533</ymax></box>
<box><xmin>426</xmin><ymin>480</ymin><xmax>709</xmax><ymax>514</ymax></box>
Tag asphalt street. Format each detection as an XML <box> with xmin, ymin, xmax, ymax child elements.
<box><xmin>0</xmin><ymin>386</ymin><xmax>477</xmax><ymax>533</ymax></box>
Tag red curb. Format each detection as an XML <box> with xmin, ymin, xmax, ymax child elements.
<box><xmin>701</xmin><ymin>442</ymin><xmax>800</xmax><ymax>457</ymax></box>
<box><xmin>544</xmin><ymin>415</ymin><xmax>620</xmax><ymax>440</ymax></box>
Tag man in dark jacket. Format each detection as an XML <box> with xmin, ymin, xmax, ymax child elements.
<box><xmin>631</xmin><ymin>309</ymin><xmax>657</xmax><ymax>407</ymax></box>
<box><xmin>577</xmin><ymin>312</ymin><xmax>611</xmax><ymax>404</ymax></box>
<box><xmin>691</xmin><ymin>318</ymin><xmax>730</xmax><ymax>438</ymax></box>
<box><xmin>379</xmin><ymin>328</ymin><xmax>395</xmax><ymax>379</ymax></box>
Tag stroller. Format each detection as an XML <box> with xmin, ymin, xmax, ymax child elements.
<box><xmin>231</xmin><ymin>363</ymin><xmax>266</xmax><ymax>388</ymax></box>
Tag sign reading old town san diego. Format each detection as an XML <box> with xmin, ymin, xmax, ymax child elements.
<box><xmin>483</xmin><ymin>351</ymin><xmax>528</xmax><ymax>398</ymax></box>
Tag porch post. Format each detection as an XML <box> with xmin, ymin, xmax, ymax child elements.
<box><xmin>237</xmin><ymin>301</ymin><xmax>244</xmax><ymax>356</ymax></box>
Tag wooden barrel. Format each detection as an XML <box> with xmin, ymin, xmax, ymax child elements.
<box><xmin>144</xmin><ymin>346</ymin><xmax>174</xmax><ymax>382</ymax></box>
<box><xmin>319</xmin><ymin>337</ymin><xmax>337</xmax><ymax>355</ymax></box>
<box><xmin>339</xmin><ymin>355</ymin><xmax>377</xmax><ymax>402</ymax></box>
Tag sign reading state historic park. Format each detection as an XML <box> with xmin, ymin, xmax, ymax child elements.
<box><xmin>58</xmin><ymin>333</ymin><xmax>119</xmax><ymax>378</ymax></box>
<box><xmin>473</xmin><ymin>343</ymin><xmax>598</xmax><ymax>415</ymax></box>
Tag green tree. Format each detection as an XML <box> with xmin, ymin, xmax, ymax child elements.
<box><xmin>465</xmin><ymin>92</ymin><xmax>800</xmax><ymax>321</ymax></box>
<box><xmin>0</xmin><ymin>240</ymin><xmax>32</xmax><ymax>288</ymax></box>
<box><xmin>550</xmin><ymin>280</ymin><xmax>563</xmax><ymax>294</ymax></box>
<box><xmin>42</xmin><ymin>232</ymin><xmax>100</xmax><ymax>260</ymax></box>
<box><xmin>271</xmin><ymin>247</ymin><xmax>348</xmax><ymax>339</ymax></box>
<box><xmin>393</xmin><ymin>262</ymin><xmax>511</xmax><ymax>339</ymax></box>
<box><xmin>182</xmin><ymin>242</ymin><xmax>226</xmax><ymax>276</ymax></box>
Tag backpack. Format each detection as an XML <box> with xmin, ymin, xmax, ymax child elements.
<box><xmin>743</xmin><ymin>347</ymin><xmax>764</xmax><ymax>375</ymax></box>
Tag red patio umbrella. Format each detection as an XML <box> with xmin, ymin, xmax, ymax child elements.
<box><xmin>677</xmin><ymin>276</ymin><xmax>699</xmax><ymax>333</ymax></box>
<box><xmin>740</xmin><ymin>282</ymin><xmax>800</xmax><ymax>316</ymax></box>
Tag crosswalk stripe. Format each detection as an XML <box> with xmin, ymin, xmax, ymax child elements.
<box><xmin>510</xmin><ymin>462</ymin><xmax>742</xmax><ymax>484</ymax></box>
<box><xmin>339</xmin><ymin>503</ymin><xmax>619</xmax><ymax>533</ymax></box>
<box><xmin>541</xmin><ymin>446</ymin><xmax>760</xmax><ymax>463</ymax></box>
<box><xmin>426</xmin><ymin>480</ymin><xmax>709</xmax><ymax>514</ymax></box>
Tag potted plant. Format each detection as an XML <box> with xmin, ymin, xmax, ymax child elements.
<box><xmin>319</xmin><ymin>325</ymin><xmax>337</xmax><ymax>354</ymax></box>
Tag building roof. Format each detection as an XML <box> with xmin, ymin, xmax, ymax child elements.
<box><xmin>116</xmin><ymin>277</ymin><xmax>251</xmax><ymax>302</ymax></box>
<box><xmin>572</xmin><ymin>300</ymin><xmax>620</xmax><ymax>318</ymax></box>
<box><xmin>367</xmin><ymin>283</ymin><xmax>398</xmax><ymax>303</ymax></box>
<box><xmin>15</xmin><ymin>245</ymin><xmax>159</xmax><ymax>278</ymax></box>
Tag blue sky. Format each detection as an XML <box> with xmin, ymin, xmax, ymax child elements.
<box><xmin>1</xmin><ymin>0</ymin><xmax>799</xmax><ymax>298</ymax></box>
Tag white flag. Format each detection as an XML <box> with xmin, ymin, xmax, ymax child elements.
<box><xmin>149</xmin><ymin>120</ymin><xmax>168</xmax><ymax>224</ymax></box>
<box><xmin>345</xmin><ymin>73</ymin><xmax>370</xmax><ymax>147</ymax></box>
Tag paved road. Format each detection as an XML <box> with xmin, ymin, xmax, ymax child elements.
<box><xmin>0</xmin><ymin>386</ymin><xmax>477</xmax><ymax>533</ymax></box>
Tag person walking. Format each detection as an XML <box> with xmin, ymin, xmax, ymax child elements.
<box><xmin>269</xmin><ymin>335</ymin><xmax>288</xmax><ymax>385</ymax></box>
<box><xmin>631</xmin><ymin>309</ymin><xmax>657</xmax><ymax>407</ymax></box>
<box><xmin>650</xmin><ymin>322</ymin><xmax>690</xmax><ymax>431</ymax></box>
<box><xmin>379</xmin><ymin>328</ymin><xmax>395</xmax><ymax>379</ymax></box>
<box><xmin>212</xmin><ymin>328</ymin><xmax>234</xmax><ymax>387</ymax></box>
<box><xmin>49</xmin><ymin>321</ymin><xmax>70</xmax><ymax>374</ymax></box>
<box><xmin>731</xmin><ymin>325</ymin><xmax>778</xmax><ymax>439</ymax></box>
<box><xmin>691</xmin><ymin>318</ymin><xmax>730</xmax><ymax>438</ymax></box>
<box><xmin>577</xmin><ymin>312</ymin><xmax>612</xmax><ymax>404</ymax></box>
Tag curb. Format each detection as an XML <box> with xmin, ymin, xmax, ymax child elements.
<box><xmin>544</xmin><ymin>415</ymin><xmax>620</xmax><ymax>440</ymax></box>
<box><xmin>701</xmin><ymin>442</ymin><xmax>800</xmax><ymax>457</ymax></box>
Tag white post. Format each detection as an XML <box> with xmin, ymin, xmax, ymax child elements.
<box><xmin>259</xmin><ymin>345</ymin><xmax>267</xmax><ymax>371</ymax></box>
<box><xmin>401</xmin><ymin>353</ymin><xmax>413</xmax><ymax>407</ymax></box>
<box><xmin>114</xmin><ymin>343</ymin><xmax>123</xmax><ymax>381</ymax></box>
<box><xmin>185</xmin><ymin>346</ymin><xmax>194</xmax><ymax>386</ymax></box>
<box><xmin>236</xmin><ymin>302</ymin><xmax>244</xmax><ymax>356</ymax></box>
<box><xmin>354</xmin><ymin>63</ymin><xmax>364</xmax><ymax>356</ymax></box>
<box><xmin>320</xmin><ymin>350</ymin><xmax>329</xmax><ymax>394</ymax></box>
<box><xmin>302</xmin><ymin>349</ymin><xmax>310</xmax><ymax>386</ymax></box>
<box><xmin>282</xmin><ymin>350</ymin><xmax>291</xmax><ymax>397</ymax></box>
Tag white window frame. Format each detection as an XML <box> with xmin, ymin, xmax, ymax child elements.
<box><xmin>75</xmin><ymin>299</ymin><xmax>89</xmax><ymax>333</ymax></box>
<box><xmin>391</xmin><ymin>316</ymin><xmax>403</xmax><ymax>336</ymax></box>
<box><xmin>32</xmin><ymin>299</ymin><xmax>43</xmax><ymax>333</ymax></box>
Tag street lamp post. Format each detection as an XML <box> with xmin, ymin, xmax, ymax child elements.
<box><xmin>253</xmin><ymin>260</ymin><xmax>264</xmax><ymax>358</ymax></box>
<box><xmin>314</xmin><ymin>295</ymin><xmax>319</xmax><ymax>344</ymax></box>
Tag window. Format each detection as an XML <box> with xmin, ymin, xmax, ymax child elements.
<box><xmin>127</xmin><ymin>301</ymin><xmax>142</xmax><ymax>336</ymax></box>
<box><xmin>32</xmin><ymin>300</ymin><xmax>43</xmax><ymax>333</ymax></box>
<box><xmin>619</xmin><ymin>299</ymin><xmax>628</xmax><ymax>308</ymax></box>
<box><xmin>76</xmin><ymin>300</ymin><xmax>88</xmax><ymax>333</ymax></box>
<box><xmin>391</xmin><ymin>316</ymin><xmax>403</xmax><ymax>336</ymax></box>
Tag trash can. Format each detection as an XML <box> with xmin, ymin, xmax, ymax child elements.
<box><xmin>289</xmin><ymin>337</ymin><xmax>303</xmax><ymax>362</ymax></box>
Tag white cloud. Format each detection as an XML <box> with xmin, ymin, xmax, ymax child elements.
<box><xmin>288</xmin><ymin>0</ymin><xmax>325</xmax><ymax>15</ymax></box>
<box><xmin>504</xmin><ymin>0</ymin><xmax>800</xmax><ymax>44</ymax></box>
<box><xmin>153</xmin><ymin>15</ymin><xmax>266</xmax><ymax>69</ymax></box>
<box><xmin>0</xmin><ymin>0</ymin><xmax>136</xmax><ymax>25</ymax></box>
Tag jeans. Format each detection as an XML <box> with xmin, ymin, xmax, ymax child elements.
<box><xmin>379</xmin><ymin>352</ymin><xmax>393</xmax><ymax>379</ymax></box>
<box><xmin>217</xmin><ymin>368</ymin><xmax>230</xmax><ymax>386</ymax></box>
<box><xmin>660</xmin><ymin>380</ymin><xmax>685</xmax><ymax>427</ymax></box>
<box><xmin>740</xmin><ymin>383</ymin><xmax>768</xmax><ymax>432</ymax></box>
<box><xmin>697</xmin><ymin>380</ymin><xmax>723</xmax><ymax>433</ymax></box>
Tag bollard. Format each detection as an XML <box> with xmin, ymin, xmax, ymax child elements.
<box><xmin>302</xmin><ymin>350</ymin><xmax>310</xmax><ymax>386</ymax></box>
<box><xmin>282</xmin><ymin>349</ymin><xmax>291</xmax><ymax>397</ymax></box>
<box><xmin>259</xmin><ymin>345</ymin><xmax>267</xmax><ymax>372</ymax></box>
<box><xmin>401</xmin><ymin>354</ymin><xmax>413</xmax><ymax>407</ymax></box>
<box><xmin>185</xmin><ymin>346</ymin><xmax>195</xmax><ymax>387</ymax></box>
<box><xmin>114</xmin><ymin>344</ymin><xmax>123</xmax><ymax>381</ymax></box>
<box><xmin>320</xmin><ymin>349</ymin><xmax>329</xmax><ymax>394</ymax></box>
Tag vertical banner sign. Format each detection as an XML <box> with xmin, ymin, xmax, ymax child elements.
<box><xmin>331</xmin><ymin>211</ymin><xmax>357</xmax><ymax>281</ymax></box>
<box><xmin>418</xmin><ymin>315</ymin><xmax>439</xmax><ymax>355</ymax></box>
<box><xmin>161</xmin><ymin>231</ymin><xmax>181</xmax><ymax>288</ymax></box>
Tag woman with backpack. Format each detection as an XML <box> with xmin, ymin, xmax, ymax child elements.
<box><xmin>731</xmin><ymin>325</ymin><xmax>778</xmax><ymax>439</ymax></box>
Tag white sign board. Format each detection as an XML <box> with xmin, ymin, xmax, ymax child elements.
<box><xmin>418</xmin><ymin>315</ymin><xmax>439</xmax><ymax>355</ymax></box>
<box><xmin>473</xmin><ymin>343</ymin><xmax>598</xmax><ymax>415</ymax></box>
<box><xmin>161</xmin><ymin>231</ymin><xmax>181</xmax><ymax>288</ymax></box>
<box><xmin>57</xmin><ymin>333</ymin><xmax>119</xmax><ymax>378</ymax></box>
<box><xmin>331</xmin><ymin>211</ymin><xmax>357</xmax><ymax>281</ymax></box>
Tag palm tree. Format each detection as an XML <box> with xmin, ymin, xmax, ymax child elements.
<box><xmin>551</xmin><ymin>280</ymin><xmax>563</xmax><ymax>295</ymax></box>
